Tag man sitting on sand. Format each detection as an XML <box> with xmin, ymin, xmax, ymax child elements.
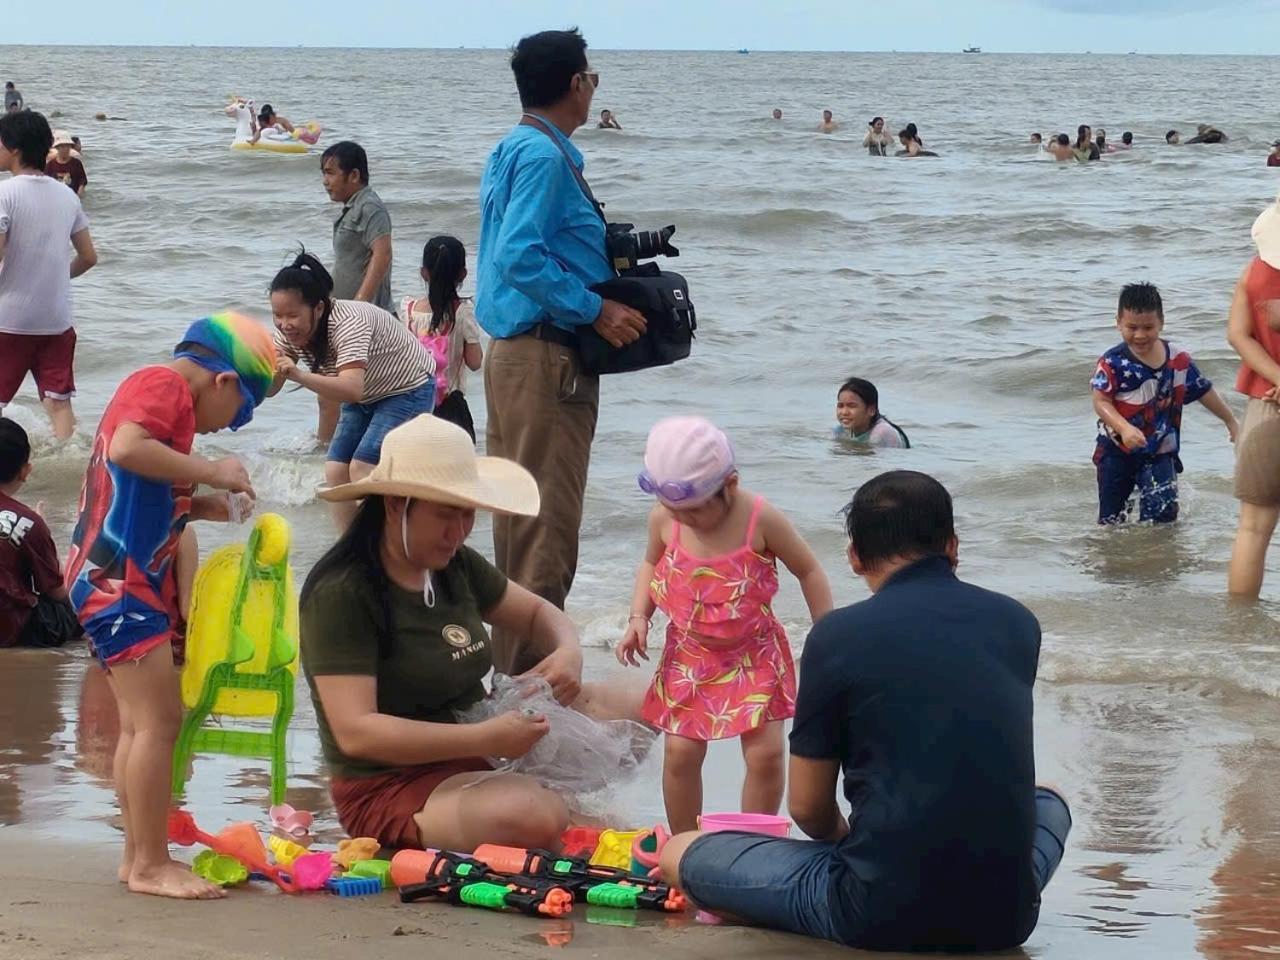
<box><xmin>661</xmin><ymin>470</ymin><xmax>1071</xmax><ymax>952</ymax></box>
<box><xmin>818</xmin><ymin>109</ymin><xmax>838</xmax><ymax>133</ymax></box>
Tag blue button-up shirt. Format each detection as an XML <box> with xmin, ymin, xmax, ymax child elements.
<box><xmin>476</xmin><ymin>122</ymin><xmax>612</xmax><ymax>338</ymax></box>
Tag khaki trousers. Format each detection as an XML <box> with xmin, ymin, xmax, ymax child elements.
<box><xmin>484</xmin><ymin>334</ymin><xmax>599</xmax><ymax>674</ymax></box>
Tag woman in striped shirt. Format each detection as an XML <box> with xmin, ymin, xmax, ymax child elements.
<box><xmin>269</xmin><ymin>251</ymin><xmax>436</xmax><ymax>528</ymax></box>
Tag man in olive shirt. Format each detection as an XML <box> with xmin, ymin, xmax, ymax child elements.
<box><xmin>316</xmin><ymin>140</ymin><xmax>393</xmax><ymax>441</ymax></box>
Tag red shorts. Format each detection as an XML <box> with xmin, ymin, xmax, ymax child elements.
<box><xmin>0</xmin><ymin>329</ymin><xmax>77</xmax><ymax>403</ymax></box>
<box><xmin>330</xmin><ymin>759</ymin><xmax>490</xmax><ymax>849</ymax></box>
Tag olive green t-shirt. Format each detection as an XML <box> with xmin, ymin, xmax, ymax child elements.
<box><xmin>300</xmin><ymin>545</ymin><xmax>508</xmax><ymax>779</ymax></box>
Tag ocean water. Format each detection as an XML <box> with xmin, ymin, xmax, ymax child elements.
<box><xmin>1</xmin><ymin>46</ymin><xmax>1279</xmax><ymax>956</ymax></box>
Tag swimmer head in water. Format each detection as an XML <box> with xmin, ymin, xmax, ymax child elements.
<box><xmin>1122</xmin><ymin>131</ymin><xmax>1133</xmax><ymax>146</ymax></box>
<box><xmin>1030</xmin><ymin>132</ymin><xmax>1042</xmax><ymax>144</ymax></box>
<box><xmin>1166</xmin><ymin>129</ymin><xmax>1180</xmax><ymax>144</ymax></box>
<box><xmin>772</xmin><ymin>108</ymin><xmax>782</xmax><ymax>120</ymax></box>
<box><xmin>836</xmin><ymin>378</ymin><xmax>881</xmax><ymax>436</ymax></box>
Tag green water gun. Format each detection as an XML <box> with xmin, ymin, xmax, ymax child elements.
<box><xmin>394</xmin><ymin>850</ymin><xmax>574</xmax><ymax>919</ymax></box>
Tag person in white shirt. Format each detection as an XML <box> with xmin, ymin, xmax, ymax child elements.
<box><xmin>0</xmin><ymin>109</ymin><xmax>97</xmax><ymax>440</ymax></box>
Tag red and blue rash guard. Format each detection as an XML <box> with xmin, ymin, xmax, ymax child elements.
<box><xmin>1091</xmin><ymin>340</ymin><xmax>1211</xmax><ymax>461</ymax></box>
<box><xmin>65</xmin><ymin>367</ymin><xmax>196</xmax><ymax>664</ymax></box>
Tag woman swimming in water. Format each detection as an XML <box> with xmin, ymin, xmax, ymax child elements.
<box><xmin>833</xmin><ymin>378</ymin><xmax>910</xmax><ymax>448</ymax></box>
<box><xmin>895</xmin><ymin>123</ymin><xmax>937</xmax><ymax>158</ymax></box>
<box><xmin>1073</xmin><ymin>125</ymin><xmax>1100</xmax><ymax>162</ymax></box>
<box><xmin>864</xmin><ymin>117</ymin><xmax>894</xmax><ymax>156</ymax></box>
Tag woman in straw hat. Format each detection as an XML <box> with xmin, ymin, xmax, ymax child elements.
<box><xmin>300</xmin><ymin>414</ymin><xmax>600</xmax><ymax>852</ymax></box>
<box><xmin>1227</xmin><ymin>191</ymin><xmax>1280</xmax><ymax>598</ymax></box>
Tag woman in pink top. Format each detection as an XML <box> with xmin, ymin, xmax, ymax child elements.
<box><xmin>1227</xmin><ymin>193</ymin><xmax>1280</xmax><ymax>598</ymax></box>
<box><xmin>616</xmin><ymin>416</ymin><xmax>833</xmax><ymax>833</ymax></box>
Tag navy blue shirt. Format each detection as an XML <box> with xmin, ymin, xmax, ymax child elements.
<box><xmin>790</xmin><ymin>555</ymin><xmax>1042</xmax><ymax>951</ymax></box>
<box><xmin>476</xmin><ymin>122</ymin><xmax>612</xmax><ymax>338</ymax></box>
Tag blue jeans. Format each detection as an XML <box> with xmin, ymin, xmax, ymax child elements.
<box><xmin>1096</xmin><ymin>451</ymin><xmax>1179</xmax><ymax>524</ymax></box>
<box><xmin>327</xmin><ymin>379</ymin><xmax>435</xmax><ymax>465</ymax></box>
<box><xmin>678</xmin><ymin>786</ymin><xmax>1072</xmax><ymax>946</ymax></box>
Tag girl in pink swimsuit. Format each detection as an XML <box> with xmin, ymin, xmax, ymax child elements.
<box><xmin>616</xmin><ymin>416</ymin><xmax>833</xmax><ymax>834</ymax></box>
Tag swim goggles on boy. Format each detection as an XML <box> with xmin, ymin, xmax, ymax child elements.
<box><xmin>637</xmin><ymin>466</ymin><xmax>734</xmax><ymax>504</ymax></box>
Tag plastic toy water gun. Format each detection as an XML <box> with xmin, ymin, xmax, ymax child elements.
<box><xmin>392</xmin><ymin>849</ymin><xmax>574</xmax><ymax>919</ymax></box>
<box><xmin>471</xmin><ymin>844</ymin><xmax>686</xmax><ymax>912</ymax></box>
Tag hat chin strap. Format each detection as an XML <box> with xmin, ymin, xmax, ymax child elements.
<box><xmin>401</xmin><ymin>498</ymin><xmax>435</xmax><ymax>608</ymax></box>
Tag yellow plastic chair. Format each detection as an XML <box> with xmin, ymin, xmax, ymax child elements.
<box><xmin>171</xmin><ymin>514</ymin><xmax>299</xmax><ymax>805</ymax></box>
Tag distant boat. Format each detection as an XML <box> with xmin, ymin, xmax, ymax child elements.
<box><xmin>963</xmin><ymin>46</ymin><xmax>982</xmax><ymax>54</ymax></box>
<box><xmin>738</xmin><ymin>48</ymin><xmax>749</xmax><ymax>54</ymax></box>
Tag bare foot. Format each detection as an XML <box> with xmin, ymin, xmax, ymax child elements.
<box><xmin>128</xmin><ymin>861</ymin><xmax>226</xmax><ymax>899</ymax></box>
<box><xmin>117</xmin><ymin>861</ymin><xmax>132</xmax><ymax>884</ymax></box>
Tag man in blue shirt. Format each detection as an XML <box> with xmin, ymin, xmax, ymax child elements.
<box><xmin>477</xmin><ymin>28</ymin><xmax>646</xmax><ymax>674</ymax></box>
<box><xmin>659</xmin><ymin>471</ymin><xmax>1073</xmax><ymax>952</ymax></box>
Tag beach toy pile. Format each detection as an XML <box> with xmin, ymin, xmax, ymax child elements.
<box><xmin>168</xmin><ymin>811</ymin><xmax>690</xmax><ymax>918</ymax></box>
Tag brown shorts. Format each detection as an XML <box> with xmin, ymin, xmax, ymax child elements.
<box><xmin>1234</xmin><ymin>398</ymin><xmax>1280</xmax><ymax>506</ymax></box>
<box><xmin>0</xmin><ymin>329</ymin><xmax>76</xmax><ymax>403</ymax></box>
<box><xmin>330</xmin><ymin>759</ymin><xmax>490</xmax><ymax>849</ymax></box>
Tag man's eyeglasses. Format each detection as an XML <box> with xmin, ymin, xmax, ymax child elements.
<box><xmin>580</xmin><ymin>71</ymin><xmax>600</xmax><ymax>89</ymax></box>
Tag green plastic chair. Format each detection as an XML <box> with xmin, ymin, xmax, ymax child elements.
<box><xmin>171</xmin><ymin>514</ymin><xmax>298</xmax><ymax>806</ymax></box>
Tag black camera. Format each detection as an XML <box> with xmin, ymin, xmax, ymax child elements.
<box><xmin>605</xmin><ymin>222</ymin><xmax>679</xmax><ymax>273</ymax></box>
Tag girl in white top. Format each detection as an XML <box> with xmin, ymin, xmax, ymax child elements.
<box><xmin>401</xmin><ymin>235</ymin><xmax>482</xmax><ymax>442</ymax></box>
<box><xmin>833</xmin><ymin>378</ymin><xmax>910</xmax><ymax>448</ymax></box>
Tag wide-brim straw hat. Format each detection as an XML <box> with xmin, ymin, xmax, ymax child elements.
<box><xmin>317</xmin><ymin>414</ymin><xmax>540</xmax><ymax>516</ymax></box>
<box><xmin>1253</xmin><ymin>192</ymin><xmax>1280</xmax><ymax>270</ymax></box>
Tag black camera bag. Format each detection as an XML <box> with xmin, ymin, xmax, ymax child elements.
<box><xmin>577</xmin><ymin>269</ymin><xmax>696</xmax><ymax>375</ymax></box>
<box><xmin>520</xmin><ymin>114</ymin><xmax>698</xmax><ymax>376</ymax></box>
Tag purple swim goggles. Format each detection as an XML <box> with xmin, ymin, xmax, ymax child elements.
<box><xmin>637</xmin><ymin>466</ymin><xmax>734</xmax><ymax>505</ymax></box>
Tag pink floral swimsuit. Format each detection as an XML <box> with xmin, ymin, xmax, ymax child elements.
<box><xmin>642</xmin><ymin>496</ymin><xmax>797</xmax><ymax>741</ymax></box>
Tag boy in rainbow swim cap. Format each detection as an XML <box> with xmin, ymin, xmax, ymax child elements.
<box><xmin>66</xmin><ymin>313</ymin><xmax>276</xmax><ymax>900</ymax></box>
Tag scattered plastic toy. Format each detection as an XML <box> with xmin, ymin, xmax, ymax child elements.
<box><xmin>327</xmin><ymin>876</ymin><xmax>382</xmax><ymax>897</ymax></box>
<box><xmin>393</xmin><ymin>849</ymin><xmax>574</xmax><ymax>918</ymax></box>
<box><xmin>591</xmin><ymin>828</ymin><xmax>646</xmax><ymax>870</ymax></box>
<box><xmin>471</xmin><ymin>845</ymin><xmax>686</xmax><ymax>912</ymax></box>
<box><xmin>268</xmin><ymin>834</ymin><xmax>309</xmax><ymax>867</ymax></box>
<box><xmin>334</xmin><ymin>837</ymin><xmax>379</xmax><ymax>869</ymax></box>
<box><xmin>347</xmin><ymin>859</ymin><xmax>393</xmax><ymax>889</ymax></box>
<box><xmin>292</xmin><ymin>851</ymin><xmax>338</xmax><ymax>891</ymax></box>
<box><xmin>269</xmin><ymin>803</ymin><xmax>314</xmax><ymax>841</ymax></box>
<box><xmin>192</xmin><ymin>850</ymin><xmax>249</xmax><ymax>887</ymax></box>
<box><xmin>168</xmin><ymin>809</ymin><xmax>298</xmax><ymax>892</ymax></box>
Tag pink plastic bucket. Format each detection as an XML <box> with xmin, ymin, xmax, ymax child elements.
<box><xmin>698</xmin><ymin>813</ymin><xmax>791</xmax><ymax>837</ymax></box>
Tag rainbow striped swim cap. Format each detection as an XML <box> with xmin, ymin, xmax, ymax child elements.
<box><xmin>174</xmin><ymin>312</ymin><xmax>277</xmax><ymax>430</ymax></box>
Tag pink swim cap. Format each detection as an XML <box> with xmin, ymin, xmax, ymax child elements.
<box><xmin>640</xmin><ymin>416</ymin><xmax>736</xmax><ymax>507</ymax></box>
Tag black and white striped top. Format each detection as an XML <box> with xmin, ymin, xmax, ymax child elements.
<box><xmin>275</xmin><ymin>299</ymin><xmax>435</xmax><ymax>403</ymax></box>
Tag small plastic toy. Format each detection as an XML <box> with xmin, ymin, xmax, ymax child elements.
<box><xmin>327</xmin><ymin>876</ymin><xmax>382</xmax><ymax>897</ymax></box>
<box><xmin>590</xmin><ymin>828</ymin><xmax>646</xmax><ymax>870</ymax></box>
<box><xmin>192</xmin><ymin>850</ymin><xmax>249</xmax><ymax>887</ymax></box>
<box><xmin>347</xmin><ymin>859</ymin><xmax>393</xmax><ymax>889</ymax></box>
<box><xmin>630</xmin><ymin>825</ymin><xmax>670</xmax><ymax>877</ymax></box>
<box><xmin>292</xmin><ymin>852</ymin><xmax>337</xmax><ymax>891</ymax></box>
<box><xmin>471</xmin><ymin>845</ymin><xmax>685</xmax><ymax>912</ymax></box>
<box><xmin>269</xmin><ymin>803</ymin><xmax>314</xmax><ymax>841</ymax></box>
<box><xmin>334</xmin><ymin>837</ymin><xmax>380</xmax><ymax>869</ymax></box>
<box><xmin>168</xmin><ymin>809</ymin><xmax>298</xmax><ymax>892</ymax></box>
<box><xmin>559</xmin><ymin>826</ymin><xmax>603</xmax><ymax>859</ymax></box>
<box><xmin>268</xmin><ymin>834</ymin><xmax>308</xmax><ymax>867</ymax></box>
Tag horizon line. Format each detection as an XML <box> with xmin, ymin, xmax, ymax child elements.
<box><xmin>0</xmin><ymin>42</ymin><xmax>1276</xmax><ymax>56</ymax></box>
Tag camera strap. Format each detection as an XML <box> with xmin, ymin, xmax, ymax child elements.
<box><xmin>520</xmin><ymin>114</ymin><xmax>608</xmax><ymax>226</ymax></box>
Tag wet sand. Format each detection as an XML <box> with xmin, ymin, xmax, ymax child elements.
<box><xmin>2</xmin><ymin>647</ymin><xmax>1279</xmax><ymax>958</ymax></box>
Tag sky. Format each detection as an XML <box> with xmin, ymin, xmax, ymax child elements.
<box><xmin>6</xmin><ymin>0</ymin><xmax>1280</xmax><ymax>53</ymax></box>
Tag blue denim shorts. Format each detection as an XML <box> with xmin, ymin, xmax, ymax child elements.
<box><xmin>327</xmin><ymin>379</ymin><xmax>435</xmax><ymax>465</ymax></box>
<box><xmin>678</xmin><ymin>786</ymin><xmax>1072</xmax><ymax>944</ymax></box>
